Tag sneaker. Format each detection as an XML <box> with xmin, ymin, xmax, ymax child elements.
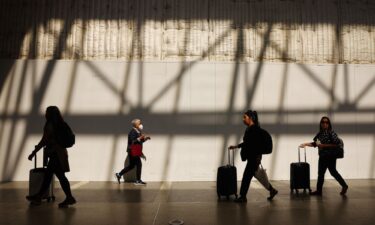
<box><xmin>134</xmin><ymin>180</ymin><xmax>146</xmax><ymax>185</ymax></box>
<box><xmin>340</xmin><ymin>185</ymin><xmax>348</xmax><ymax>195</ymax></box>
<box><xmin>58</xmin><ymin>196</ymin><xmax>77</xmax><ymax>208</ymax></box>
<box><xmin>310</xmin><ymin>190</ymin><xmax>322</xmax><ymax>196</ymax></box>
<box><xmin>234</xmin><ymin>196</ymin><xmax>247</xmax><ymax>203</ymax></box>
<box><xmin>267</xmin><ymin>188</ymin><xmax>278</xmax><ymax>201</ymax></box>
<box><xmin>115</xmin><ymin>173</ymin><xmax>121</xmax><ymax>184</ymax></box>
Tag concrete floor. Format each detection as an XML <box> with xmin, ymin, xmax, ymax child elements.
<box><xmin>0</xmin><ymin>180</ymin><xmax>374</xmax><ymax>225</ymax></box>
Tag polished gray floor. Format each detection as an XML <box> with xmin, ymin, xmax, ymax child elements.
<box><xmin>0</xmin><ymin>180</ymin><xmax>374</xmax><ymax>225</ymax></box>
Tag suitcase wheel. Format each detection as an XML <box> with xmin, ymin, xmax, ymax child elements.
<box><xmin>46</xmin><ymin>196</ymin><xmax>56</xmax><ymax>202</ymax></box>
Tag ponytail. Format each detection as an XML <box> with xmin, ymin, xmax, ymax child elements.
<box><xmin>244</xmin><ymin>110</ymin><xmax>260</xmax><ymax>127</ymax></box>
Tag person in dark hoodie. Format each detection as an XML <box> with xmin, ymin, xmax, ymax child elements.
<box><xmin>229</xmin><ymin>110</ymin><xmax>278</xmax><ymax>203</ymax></box>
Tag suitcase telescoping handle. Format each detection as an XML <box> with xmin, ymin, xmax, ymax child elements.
<box><xmin>227</xmin><ymin>147</ymin><xmax>235</xmax><ymax>166</ymax></box>
<box><xmin>33</xmin><ymin>148</ymin><xmax>47</xmax><ymax>169</ymax></box>
<box><xmin>298</xmin><ymin>146</ymin><xmax>307</xmax><ymax>163</ymax></box>
<box><xmin>34</xmin><ymin>153</ymin><xmax>37</xmax><ymax>169</ymax></box>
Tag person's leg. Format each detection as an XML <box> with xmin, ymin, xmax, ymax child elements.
<box><xmin>253</xmin><ymin>165</ymin><xmax>278</xmax><ymax>200</ymax></box>
<box><xmin>238</xmin><ymin>159</ymin><xmax>258</xmax><ymax>201</ymax></box>
<box><xmin>116</xmin><ymin>154</ymin><xmax>136</xmax><ymax>183</ymax></box>
<box><xmin>135</xmin><ymin>157</ymin><xmax>142</xmax><ymax>181</ymax></box>
<box><xmin>327</xmin><ymin>158</ymin><xmax>348</xmax><ymax>194</ymax></box>
<box><xmin>119</xmin><ymin>154</ymin><xmax>136</xmax><ymax>175</ymax></box>
<box><xmin>54</xmin><ymin>170</ymin><xmax>73</xmax><ymax>198</ymax></box>
<box><xmin>55</xmin><ymin>170</ymin><xmax>76</xmax><ymax>207</ymax></box>
<box><xmin>313</xmin><ymin>156</ymin><xmax>328</xmax><ymax>195</ymax></box>
<box><xmin>134</xmin><ymin>157</ymin><xmax>146</xmax><ymax>185</ymax></box>
<box><xmin>268</xmin><ymin>183</ymin><xmax>278</xmax><ymax>200</ymax></box>
<box><xmin>254</xmin><ymin>167</ymin><xmax>270</xmax><ymax>190</ymax></box>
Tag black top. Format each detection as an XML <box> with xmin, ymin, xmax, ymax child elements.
<box><xmin>238</xmin><ymin>125</ymin><xmax>263</xmax><ymax>160</ymax></box>
<box><xmin>313</xmin><ymin>130</ymin><xmax>340</xmax><ymax>156</ymax></box>
<box><xmin>127</xmin><ymin>128</ymin><xmax>144</xmax><ymax>152</ymax></box>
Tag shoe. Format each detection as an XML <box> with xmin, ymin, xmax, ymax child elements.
<box><xmin>134</xmin><ymin>180</ymin><xmax>146</xmax><ymax>185</ymax></box>
<box><xmin>267</xmin><ymin>188</ymin><xmax>278</xmax><ymax>201</ymax></box>
<box><xmin>234</xmin><ymin>196</ymin><xmax>247</xmax><ymax>203</ymax></box>
<box><xmin>115</xmin><ymin>173</ymin><xmax>121</xmax><ymax>184</ymax></box>
<box><xmin>340</xmin><ymin>185</ymin><xmax>348</xmax><ymax>195</ymax></box>
<box><xmin>310</xmin><ymin>190</ymin><xmax>322</xmax><ymax>196</ymax></box>
<box><xmin>58</xmin><ymin>196</ymin><xmax>77</xmax><ymax>208</ymax></box>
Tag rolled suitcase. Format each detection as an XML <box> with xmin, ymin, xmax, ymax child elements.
<box><xmin>217</xmin><ymin>148</ymin><xmax>237</xmax><ymax>199</ymax></box>
<box><xmin>290</xmin><ymin>147</ymin><xmax>311</xmax><ymax>194</ymax></box>
<box><xmin>28</xmin><ymin>149</ymin><xmax>55</xmax><ymax>202</ymax></box>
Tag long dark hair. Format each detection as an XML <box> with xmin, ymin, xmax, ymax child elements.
<box><xmin>319</xmin><ymin>116</ymin><xmax>332</xmax><ymax>132</ymax></box>
<box><xmin>45</xmin><ymin>106</ymin><xmax>64</xmax><ymax>126</ymax></box>
<box><xmin>244</xmin><ymin>110</ymin><xmax>260</xmax><ymax>127</ymax></box>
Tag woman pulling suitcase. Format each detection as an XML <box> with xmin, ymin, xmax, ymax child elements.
<box><xmin>300</xmin><ymin>116</ymin><xmax>348</xmax><ymax>196</ymax></box>
<box><xmin>26</xmin><ymin>106</ymin><xmax>76</xmax><ymax>208</ymax></box>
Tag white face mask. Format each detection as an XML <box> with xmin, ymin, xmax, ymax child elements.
<box><xmin>138</xmin><ymin>124</ymin><xmax>144</xmax><ymax>130</ymax></box>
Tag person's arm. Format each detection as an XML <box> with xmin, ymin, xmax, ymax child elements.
<box><xmin>229</xmin><ymin>127</ymin><xmax>250</xmax><ymax>150</ymax></box>
<box><xmin>317</xmin><ymin>143</ymin><xmax>337</xmax><ymax>148</ymax></box>
<box><xmin>129</xmin><ymin>130</ymin><xmax>141</xmax><ymax>144</ymax></box>
<box><xmin>28</xmin><ymin>128</ymin><xmax>48</xmax><ymax>160</ymax></box>
<box><xmin>140</xmin><ymin>153</ymin><xmax>147</xmax><ymax>161</ymax></box>
<box><xmin>300</xmin><ymin>132</ymin><xmax>320</xmax><ymax>148</ymax></box>
<box><xmin>299</xmin><ymin>142</ymin><xmax>314</xmax><ymax>148</ymax></box>
<box><xmin>228</xmin><ymin>143</ymin><xmax>242</xmax><ymax>150</ymax></box>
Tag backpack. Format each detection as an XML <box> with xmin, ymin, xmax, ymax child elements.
<box><xmin>334</xmin><ymin>136</ymin><xmax>344</xmax><ymax>158</ymax></box>
<box><xmin>321</xmin><ymin>132</ymin><xmax>344</xmax><ymax>158</ymax></box>
<box><xmin>258</xmin><ymin>128</ymin><xmax>273</xmax><ymax>154</ymax></box>
<box><xmin>56</xmin><ymin>122</ymin><xmax>75</xmax><ymax>148</ymax></box>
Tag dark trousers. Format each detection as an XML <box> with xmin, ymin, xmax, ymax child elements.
<box><xmin>239</xmin><ymin>157</ymin><xmax>261</xmax><ymax>197</ymax></box>
<box><xmin>317</xmin><ymin>156</ymin><xmax>348</xmax><ymax>192</ymax></box>
<box><xmin>39</xmin><ymin>156</ymin><xmax>72</xmax><ymax>198</ymax></box>
<box><xmin>119</xmin><ymin>154</ymin><xmax>142</xmax><ymax>180</ymax></box>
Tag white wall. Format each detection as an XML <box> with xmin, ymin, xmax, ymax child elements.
<box><xmin>0</xmin><ymin>60</ymin><xmax>374</xmax><ymax>181</ymax></box>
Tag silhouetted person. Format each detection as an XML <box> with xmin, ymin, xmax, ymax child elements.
<box><xmin>229</xmin><ymin>110</ymin><xmax>278</xmax><ymax>203</ymax></box>
<box><xmin>300</xmin><ymin>116</ymin><xmax>348</xmax><ymax>196</ymax></box>
<box><xmin>115</xmin><ymin>119</ymin><xmax>150</xmax><ymax>185</ymax></box>
<box><xmin>26</xmin><ymin>106</ymin><xmax>76</xmax><ymax>207</ymax></box>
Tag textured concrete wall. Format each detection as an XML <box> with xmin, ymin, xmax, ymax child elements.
<box><xmin>0</xmin><ymin>0</ymin><xmax>374</xmax><ymax>63</ymax></box>
<box><xmin>1</xmin><ymin>60</ymin><xmax>374</xmax><ymax>181</ymax></box>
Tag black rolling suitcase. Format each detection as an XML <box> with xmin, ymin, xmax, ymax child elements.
<box><xmin>217</xmin><ymin>148</ymin><xmax>237</xmax><ymax>199</ymax></box>
<box><xmin>28</xmin><ymin>149</ymin><xmax>55</xmax><ymax>202</ymax></box>
<box><xmin>290</xmin><ymin>147</ymin><xmax>311</xmax><ymax>194</ymax></box>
